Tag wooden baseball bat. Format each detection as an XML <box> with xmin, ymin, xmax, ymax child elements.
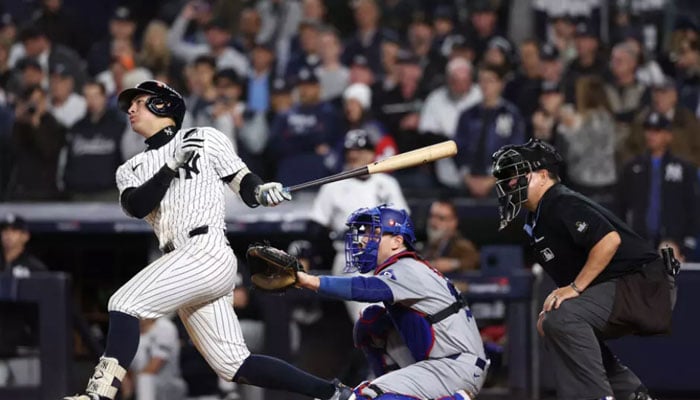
<box><xmin>284</xmin><ymin>140</ymin><xmax>458</xmax><ymax>192</ymax></box>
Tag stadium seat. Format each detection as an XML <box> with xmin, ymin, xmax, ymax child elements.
<box><xmin>479</xmin><ymin>245</ymin><xmax>524</xmax><ymax>275</ymax></box>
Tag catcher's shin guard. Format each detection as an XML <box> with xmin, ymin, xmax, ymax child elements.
<box><xmin>64</xmin><ymin>356</ymin><xmax>126</xmax><ymax>400</ymax></box>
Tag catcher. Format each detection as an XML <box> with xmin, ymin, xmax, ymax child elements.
<box><xmin>246</xmin><ymin>205</ymin><xmax>488</xmax><ymax>399</ymax></box>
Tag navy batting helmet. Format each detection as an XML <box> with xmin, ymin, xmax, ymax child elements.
<box><xmin>491</xmin><ymin>139</ymin><xmax>562</xmax><ymax>230</ymax></box>
<box><xmin>118</xmin><ymin>80</ymin><xmax>186</xmax><ymax>129</ymax></box>
<box><xmin>344</xmin><ymin>205</ymin><xmax>416</xmax><ymax>273</ymax></box>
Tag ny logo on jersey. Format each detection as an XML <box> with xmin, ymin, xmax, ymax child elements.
<box><xmin>181</xmin><ymin>153</ymin><xmax>201</xmax><ymax>179</ymax></box>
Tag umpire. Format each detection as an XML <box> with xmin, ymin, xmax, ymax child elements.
<box><xmin>491</xmin><ymin>139</ymin><xmax>678</xmax><ymax>400</ymax></box>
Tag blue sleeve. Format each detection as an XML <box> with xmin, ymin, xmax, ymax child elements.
<box><xmin>318</xmin><ymin>276</ymin><xmax>394</xmax><ymax>303</ymax></box>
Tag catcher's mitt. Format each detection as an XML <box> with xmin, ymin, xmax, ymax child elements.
<box><xmin>246</xmin><ymin>244</ymin><xmax>303</xmax><ymax>292</ymax></box>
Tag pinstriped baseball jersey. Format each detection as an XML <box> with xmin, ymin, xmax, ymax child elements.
<box><xmin>116</xmin><ymin>126</ymin><xmax>246</xmax><ymax>249</ymax></box>
<box><xmin>110</xmin><ymin>126</ymin><xmax>252</xmax><ymax>380</ymax></box>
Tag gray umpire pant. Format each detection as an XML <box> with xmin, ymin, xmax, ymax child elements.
<box><xmin>540</xmin><ymin>280</ymin><xmax>643</xmax><ymax>400</ymax></box>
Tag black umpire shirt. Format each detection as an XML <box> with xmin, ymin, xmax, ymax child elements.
<box><xmin>525</xmin><ymin>183</ymin><xmax>659</xmax><ymax>287</ymax></box>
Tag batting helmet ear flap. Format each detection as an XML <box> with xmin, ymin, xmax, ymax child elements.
<box><xmin>146</xmin><ymin>96</ymin><xmax>167</xmax><ymax>115</ymax></box>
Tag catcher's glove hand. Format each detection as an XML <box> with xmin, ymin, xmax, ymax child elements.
<box><xmin>246</xmin><ymin>244</ymin><xmax>303</xmax><ymax>292</ymax></box>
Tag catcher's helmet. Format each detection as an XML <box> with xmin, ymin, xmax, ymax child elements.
<box><xmin>118</xmin><ymin>80</ymin><xmax>186</xmax><ymax>129</ymax></box>
<box><xmin>491</xmin><ymin>139</ymin><xmax>562</xmax><ymax>231</ymax></box>
<box><xmin>344</xmin><ymin>205</ymin><xmax>416</xmax><ymax>274</ymax></box>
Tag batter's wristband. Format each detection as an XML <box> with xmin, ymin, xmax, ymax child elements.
<box><xmin>570</xmin><ymin>281</ymin><xmax>583</xmax><ymax>294</ymax></box>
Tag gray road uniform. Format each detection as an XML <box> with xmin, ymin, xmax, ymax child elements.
<box><xmin>317</xmin><ymin>251</ymin><xmax>488</xmax><ymax>398</ymax></box>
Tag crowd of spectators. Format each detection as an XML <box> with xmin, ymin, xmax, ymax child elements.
<box><xmin>1</xmin><ymin>0</ymin><xmax>700</xmax><ymax>258</ymax></box>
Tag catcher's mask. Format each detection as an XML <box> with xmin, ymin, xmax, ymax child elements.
<box><xmin>117</xmin><ymin>80</ymin><xmax>186</xmax><ymax>129</ymax></box>
<box><xmin>344</xmin><ymin>205</ymin><xmax>416</xmax><ymax>274</ymax></box>
<box><xmin>491</xmin><ymin>139</ymin><xmax>562</xmax><ymax>231</ymax></box>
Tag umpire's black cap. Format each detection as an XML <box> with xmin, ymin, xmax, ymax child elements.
<box><xmin>1</xmin><ymin>213</ymin><xmax>28</xmax><ymax>231</ymax></box>
<box><xmin>118</xmin><ymin>80</ymin><xmax>186</xmax><ymax>128</ymax></box>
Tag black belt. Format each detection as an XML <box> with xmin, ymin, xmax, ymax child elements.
<box><xmin>162</xmin><ymin>225</ymin><xmax>209</xmax><ymax>254</ymax></box>
<box><xmin>442</xmin><ymin>353</ymin><xmax>487</xmax><ymax>371</ymax></box>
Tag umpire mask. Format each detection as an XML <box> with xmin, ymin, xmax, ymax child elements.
<box><xmin>491</xmin><ymin>139</ymin><xmax>562</xmax><ymax>231</ymax></box>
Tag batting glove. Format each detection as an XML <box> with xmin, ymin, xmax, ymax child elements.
<box><xmin>255</xmin><ymin>182</ymin><xmax>292</xmax><ymax>207</ymax></box>
<box><xmin>166</xmin><ymin>136</ymin><xmax>203</xmax><ymax>171</ymax></box>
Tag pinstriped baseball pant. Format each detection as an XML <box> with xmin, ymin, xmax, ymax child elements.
<box><xmin>109</xmin><ymin>235</ymin><xmax>251</xmax><ymax>379</ymax></box>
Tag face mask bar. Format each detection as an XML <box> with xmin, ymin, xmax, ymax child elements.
<box><xmin>493</xmin><ymin>149</ymin><xmax>533</xmax><ymax>230</ymax></box>
<box><xmin>344</xmin><ymin>219</ymin><xmax>382</xmax><ymax>273</ymax></box>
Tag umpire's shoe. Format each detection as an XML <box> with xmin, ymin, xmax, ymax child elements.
<box><xmin>329</xmin><ymin>379</ymin><xmax>357</xmax><ymax>400</ymax></box>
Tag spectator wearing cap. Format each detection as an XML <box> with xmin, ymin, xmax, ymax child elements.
<box><xmin>348</xmin><ymin>54</ymin><xmax>376</xmax><ymax>88</ymax></box>
<box><xmin>341</xmin><ymin>0</ymin><xmax>384</xmax><ymax>76</ymax></box>
<box><xmin>268</xmin><ymin>67</ymin><xmax>342</xmax><ymax>186</ymax></box>
<box><xmin>284</xmin><ymin>19</ymin><xmax>322</xmax><ymax>80</ymax></box>
<box><xmin>483</xmin><ymin>35</ymin><xmax>514</xmax><ymax>72</ymax></box>
<box><xmin>625</xmin><ymin>76</ymin><xmax>700</xmax><ymax>166</ymax></box>
<box><xmin>531</xmin><ymin>80</ymin><xmax>564</xmax><ymax>143</ymax></box>
<box><xmin>561</xmin><ymin>19</ymin><xmax>607</xmax><ymax>103</ymax></box>
<box><xmin>60</xmin><ymin>80</ymin><xmax>125</xmax><ymax>201</ymax></box>
<box><xmin>1</xmin><ymin>214</ymin><xmax>47</xmax><ymax>275</ymax></box>
<box><xmin>7</xmin><ymin>85</ymin><xmax>65</xmax><ymax>200</ymax></box>
<box><xmin>615</xmin><ymin>111</ymin><xmax>700</xmax><ymax>260</ymax></box>
<box><xmin>539</xmin><ymin>43</ymin><xmax>563</xmax><ymax>86</ymax></box>
<box><xmin>270</xmin><ymin>78</ymin><xmax>294</xmax><ymax>116</ymax></box>
<box><xmin>454</xmin><ymin>63</ymin><xmax>525</xmax><ymax>198</ymax></box>
<box><xmin>504</xmin><ymin>39</ymin><xmax>543</xmax><ymax>132</ymax></box>
<box><xmin>309</xmin><ymin>128</ymin><xmax>407</xmax><ymax>321</ymax></box>
<box><xmin>168</xmin><ymin>5</ymin><xmax>249</xmax><ymax>77</ymax></box>
<box><xmin>13</xmin><ymin>25</ymin><xmax>86</xmax><ymax>91</ymax></box>
<box><xmin>604</xmin><ymin>42</ymin><xmax>650</xmax><ymax>126</ymax></box>
<box><xmin>10</xmin><ymin>57</ymin><xmax>45</xmax><ymax>97</ymax></box>
<box><xmin>32</xmin><ymin>0</ymin><xmax>85</xmax><ymax>53</ymax></box>
<box><xmin>419</xmin><ymin>58</ymin><xmax>482</xmax><ymax>189</ymax></box>
<box><xmin>48</xmin><ymin>63</ymin><xmax>86</xmax><ymax>128</ymax></box>
<box><xmin>316</xmin><ymin>27</ymin><xmax>349</xmax><ymax>103</ymax></box>
<box><xmin>0</xmin><ymin>12</ymin><xmax>16</xmax><ymax>44</ymax></box>
<box><xmin>341</xmin><ymin>82</ymin><xmax>397</xmax><ymax>161</ymax></box>
<box><xmin>86</xmin><ymin>6</ymin><xmax>137</xmax><ymax>76</ymax></box>
<box><xmin>556</xmin><ymin>76</ymin><xmax>617</xmax><ymax>197</ymax></box>
<box><xmin>467</xmin><ymin>0</ymin><xmax>504</xmax><ymax>63</ymax></box>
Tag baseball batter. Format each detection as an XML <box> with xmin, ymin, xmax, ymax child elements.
<box><xmin>63</xmin><ymin>80</ymin><xmax>354</xmax><ymax>400</ymax></box>
<box><xmin>310</xmin><ymin>129</ymin><xmax>408</xmax><ymax>321</ymax></box>
<box><xmin>296</xmin><ymin>205</ymin><xmax>489</xmax><ymax>399</ymax></box>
